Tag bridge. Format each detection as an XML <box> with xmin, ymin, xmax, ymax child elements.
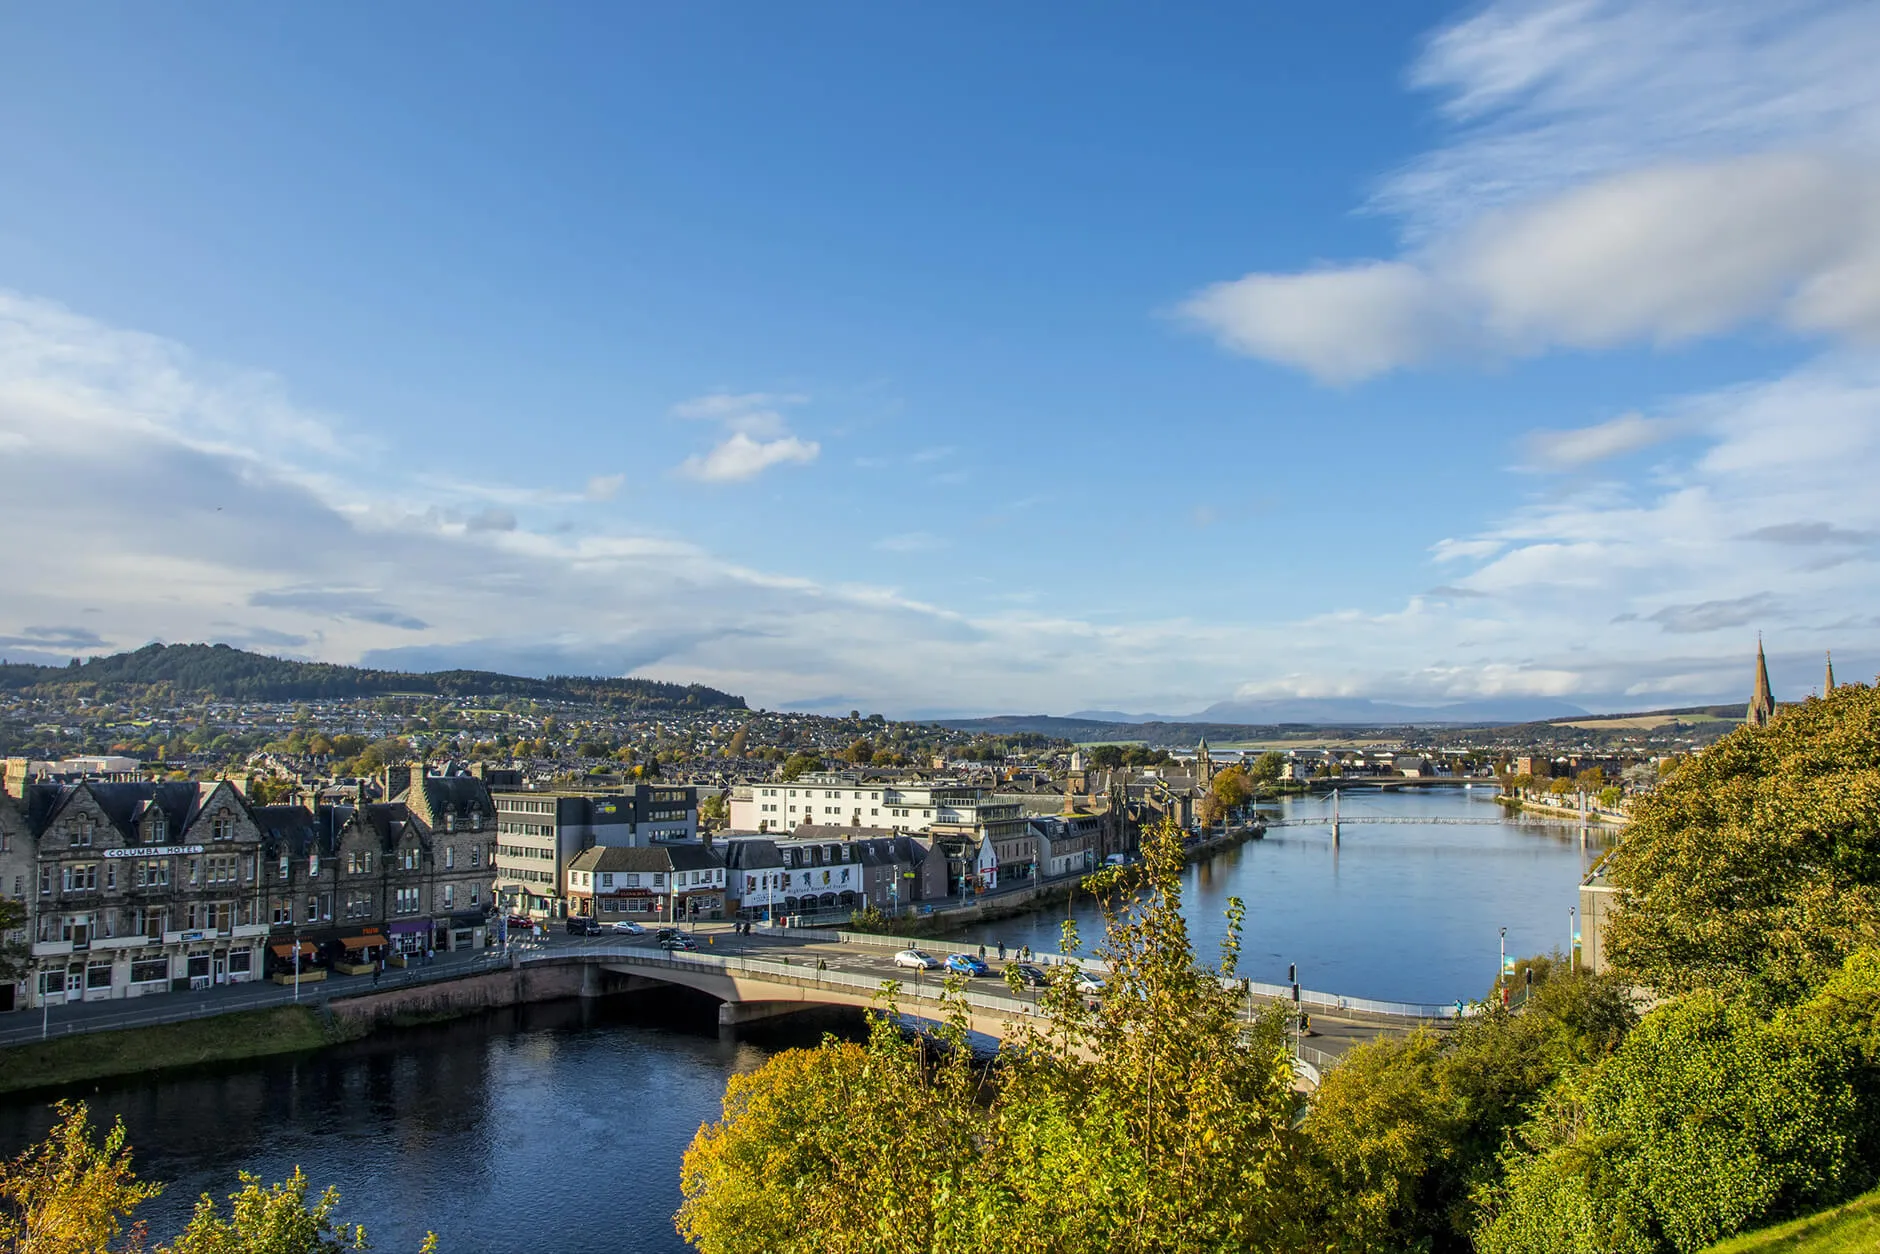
<box><xmin>1263</xmin><ymin>816</ymin><xmax>1515</xmax><ymax>827</ymax></box>
<box><xmin>502</xmin><ymin>930</ymin><xmax>1463</xmax><ymax>1087</ymax></box>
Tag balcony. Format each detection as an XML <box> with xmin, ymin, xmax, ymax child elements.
<box><xmin>31</xmin><ymin>940</ymin><xmax>73</xmax><ymax>958</ymax></box>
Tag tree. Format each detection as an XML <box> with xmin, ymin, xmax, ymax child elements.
<box><xmin>698</xmin><ymin>792</ymin><xmax>728</xmax><ymax>830</ymax></box>
<box><xmin>841</xmin><ymin>738</ymin><xmax>873</xmax><ymax>766</ymax></box>
<box><xmin>0</xmin><ymin>896</ymin><xmax>31</xmax><ymax>986</ymax></box>
<box><xmin>1210</xmin><ymin>765</ymin><xmax>1253</xmax><ymax>813</ymax></box>
<box><xmin>0</xmin><ymin>1101</ymin><xmax>158</xmax><ymax>1253</ymax></box>
<box><xmin>724</xmin><ymin>725</ymin><xmax>748</xmax><ymax>758</ymax></box>
<box><xmin>779</xmin><ymin>752</ymin><xmax>822</xmax><ymax>782</ymax></box>
<box><xmin>1248</xmin><ymin>752</ymin><xmax>1284</xmax><ymax>786</ymax></box>
<box><xmin>1087</xmin><ymin>744</ymin><xmax>1125</xmax><ymax>770</ymax></box>
<box><xmin>1603</xmin><ymin>682</ymin><xmax>1880</xmax><ymax>1003</ymax></box>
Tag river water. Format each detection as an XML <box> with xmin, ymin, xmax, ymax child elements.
<box><xmin>951</xmin><ymin>784</ymin><xmax>1601</xmax><ymax>1006</ymax></box>
<box><xmin>0</xmin><ymin>786</ymin><xmax>1598</xmax><ymax>1252</ymax></box>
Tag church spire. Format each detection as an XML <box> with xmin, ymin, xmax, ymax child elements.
<box><xmin>1747</xmin><ymin>637</ymin><xmax>1776</xmax><ymax>728</ymax></box>
<box><xmin>1826</xmin><ymin>651</ymin><xmax>1836</xmax><ymax>694</ymax></box>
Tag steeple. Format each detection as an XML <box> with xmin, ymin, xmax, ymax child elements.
<box><xmin>1826</xmin><ymin>651</ymin><xmax>1836</xmax><ymax>694</ymax></box>
<box><xmin>1747</xmin><ymin>637</ymin><xmax>1776</xmax><ymax>728</ymax></box>
<box><xmin>1195</xmin><ymin>737</ymin><xmax>1213</xmax><ymax>783</ymax></box>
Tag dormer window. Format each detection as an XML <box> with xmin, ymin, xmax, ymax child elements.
<box><xmin>148</xmin><ymin>815</ymin><xmax>167</xmax><ymax>844</ymax></box>
<box><xmin>212</xmin><ymin>815</ymin><xmax>233</xmax><ymax>841</ymax></box>
<box><xmin>73</xmin><ymin>817</ymin><xmax>94</xmax><ymax>848</ymax></box>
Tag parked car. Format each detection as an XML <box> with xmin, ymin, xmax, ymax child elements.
<box><xmin>609</xmin><ymin>919</ymin><xmax>645</xmax><ymax>935</ymax></box>
<box><xmin>893</xmin><ymin>948</ymin><xmax>942</xmax><ymax>970</ymax></box>
<box><xmin>1008</xmin><ymin>962</ymin><xmax>1049</xmax><ymax>988</ymax></box>
<box><xmin>566</xmin><ymin>917</ymin><xmax>602</xmax><ymax>936</ymax></box>
<box><xmin>660</xmin><ymin>934</ymin><xmax>698</xmax><ymax>952</ymax></box>
<box><xmin>945</xmin><ymin>953</ymin><xmax>990</xmax><ymax>977</ymax></box>
<box><xmin>654</xmin><ymin>927</ymin><xmax>680</xmax><ymax>943</ymax></box>
<box><xmin>1073</xmin><ymin>970</ymin><xmax>1105</xmax><ymax>997</ymax></box>
<box><xmin>505</xmin><ymin>914</ymin><xmax>534</xmax><ymax>931</ymax></box>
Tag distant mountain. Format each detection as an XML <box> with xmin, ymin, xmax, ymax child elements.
<box><xmin>1191</xmin><ymin>697</ymin><xmax>1591</xmax><ymax>725</ymax></box>
<box><xmin>1067</xmin><ymin>708</ymin><xmax>1187</xmax><ymax>723</ymax></box>
<box><xmin>0</xmin><ymin>642</ymin><xmax>746</xmax><ymax>710</ymax></box>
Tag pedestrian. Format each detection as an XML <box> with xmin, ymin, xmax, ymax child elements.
<box><xmin>978</xmin><ymin>943</ymin><xmax>986</xmax><ymax>960</ymax></box>
<box><xmin>998</xmin><ymin>941</ymin><xmax>1006</xmax><ymax>962</ymax></box>
<box><xmin>373</xmin><ymin>960</ymin><xmax>382</xmax><ymax>987</ymax></box>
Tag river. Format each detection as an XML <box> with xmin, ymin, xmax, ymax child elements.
<box><xmin>950</xmin><ymin>784</ymin><xmax>1603</xmax><ymax>1006</ymax></box>
<box><xmin>0</xmin><ymin>786</ymin><xmax>1600</xmax><ymax>1252</ymax></box>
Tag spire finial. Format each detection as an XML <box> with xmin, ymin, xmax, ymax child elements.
<box><xmin>1748</xmin><ymin>636</ymin><xmax>1776</xmax><ymax>728</ymax></box>
<box><xmin>1826</xmin><ymin>650</ymin><xmax>1836</xmax><ymax>694</ymax></box>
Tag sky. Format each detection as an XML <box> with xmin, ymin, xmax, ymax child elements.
<box><xmin>1</xmin><ymin>0</ymin><xmax>1876</xmax><ymax>718</ymax></box>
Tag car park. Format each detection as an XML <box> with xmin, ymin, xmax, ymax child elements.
<box><xmin>609</xmin><ymin>919</ymin><xmax>645</xmax><ymax>935</ymax></box>
<box><xmin>893</xmin><ymin>948</ymin><xmax>942</xmax><ymax>970</ymax></box>
<box><xmin>945</xmin><ymin>953</ymin><xmax>990</xmax><ymax>977</ymax></box>
<box><xmin>566</xmin><ymin>917</ymin><xmax>602</xmax><ymax>936</ymax></box>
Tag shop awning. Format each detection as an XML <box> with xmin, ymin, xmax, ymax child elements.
<box><xmin>269</xmin><ymin>941</ymin><xmax>317</xmax><ymax>958</ymax></box>
<box><xmin>339</xmin><ymin>935</ymin><xmax>385</xmax><ymax>950</ymax></box>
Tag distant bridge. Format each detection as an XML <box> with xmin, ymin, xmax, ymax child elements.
<box><xmin>1263</xmin><ymin>815</ymin><xmax>1518</xmax><ymax>827</ymax></box>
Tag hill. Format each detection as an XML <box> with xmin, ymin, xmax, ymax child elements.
<box><xmin>0</xmin><ymin>642</ymin><xmax>746</xmax><ymax>709</ymax></box>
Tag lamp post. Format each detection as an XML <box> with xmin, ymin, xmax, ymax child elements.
<box><xmin>1569</xmin><ymin>907</ymin><xmax>1578</xmax><ymax>972</ymax></box>
<box><xmin>292</xmin><ymin>925</ymin><xmax>301</xmax><ymax>1003</ymax></box>
<box><xmin>1499</xmin><ymin>926</ymin><xmax>1508</xmax><ymax>1005</ymax></box>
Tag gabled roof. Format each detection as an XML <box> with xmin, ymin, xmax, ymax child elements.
<box><xmin>720</xmin><ymin>838</ymin><xmax>782</xmax><ymax>870</ymax></box>
<box><xmin>569</xmin><ymin>844</ymin><xmax>726</xmax><ymax>875</ymax></box>
<box><xmin>23</xmin><ymin>780</ymin><xmax>223</xmax><ymax>840</ymax></box>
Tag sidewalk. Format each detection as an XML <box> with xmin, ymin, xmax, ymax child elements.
<box><xmin>0</xmin><ymin>944</ymin><xmax>507</xmax><ymax>1048</ymax></box>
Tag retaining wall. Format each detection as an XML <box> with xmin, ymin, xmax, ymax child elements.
<box><xmin>326</xmin><ymin>961</ymin><xmax>588</xmax><ymax>1029</ymax></box>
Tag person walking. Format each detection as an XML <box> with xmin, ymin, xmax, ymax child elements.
<box><xmin>997</xmin><ymin>941</ymin><xmax>1006</xmax><ymax>962</ymax></box>
<box><xmin>978</xmin><ymin>944</ymin><xmax>987</xmax><ymax>960</ymax></box>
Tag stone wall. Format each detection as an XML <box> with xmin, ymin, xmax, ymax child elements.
<box><xmin>325</xmin><ymin>959</ymin><xmax>589</xmax><ymax>1029</ymax></box>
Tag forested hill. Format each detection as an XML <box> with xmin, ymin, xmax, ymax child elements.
<box><xmin>0</xmin><ymin>643</ymin><xmax>746</xmax><ymax>709</ymax></box>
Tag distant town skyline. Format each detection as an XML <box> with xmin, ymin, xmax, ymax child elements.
<box><xmin>2</xmin><ymin>1</ymin><xmax>1877</xmax><ymax>717</ymax></box>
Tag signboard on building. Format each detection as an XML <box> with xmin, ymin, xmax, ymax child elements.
<box><xmin>104</xmin><ymin>845</ymin><xmax>204</xmax><ymax>858</ymax></box>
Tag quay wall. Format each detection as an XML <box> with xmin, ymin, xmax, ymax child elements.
<box><xmin>325</xmin><ymin>961</ymin><xmax>590</xmax><ymax>1030</ymax></box>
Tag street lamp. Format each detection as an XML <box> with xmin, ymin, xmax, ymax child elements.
<box><xmin>1499</xmin><ymin>926</ymin><xmax>1508</xmax><ymax>1005</ymax></box>
<box><xmin>1569</xmin><ymin>906</ymin><xmax>1578</xmax><ymax>972</ymax></box>
<box><xmin>292</xmin><ymin>925</ymin><xmax>302</xmax><ymax>1003</ymax></box>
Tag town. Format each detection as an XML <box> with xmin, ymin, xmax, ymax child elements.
<box><xmin>0</xmin><ymin>641</ymin><xmax>1747</xmax><ymax>1016</ymax></box>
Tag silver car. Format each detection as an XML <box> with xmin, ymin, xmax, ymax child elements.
<box><xmin>893</xmin><ymin>947</ymin><xmax>942</xmax><ymax>970</ymax></box>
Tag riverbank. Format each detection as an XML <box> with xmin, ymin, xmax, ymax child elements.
<box><xmin>848</xmin><ymin>821</ymin><xmax>1265</xmax><ymax>940</ymax></box>
<box><xmin>1495</xmin><ymin>794</ymin><xmax>1627</xmax><ymax>825</ymax></box>
<box><xmin>0</xmin><ymin>1004</ymin><xmax>362</xmax><ymax>1098</ymax></box>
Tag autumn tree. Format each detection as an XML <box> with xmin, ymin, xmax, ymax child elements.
<box><xmin>0</xmin><ymin>896</ymin><xmax>29</xmax><ymax>986</ymax></box>
<box><xmin>676</xmin><ymin>820</ymin><xmax>1299</xmax><ymax>1252</ymax></box>
<box><xmin>1603</xmin><ymin>682</ymin><xmax>1880</xmax><ymax>1003</ymax></box>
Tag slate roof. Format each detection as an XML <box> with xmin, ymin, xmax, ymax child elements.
<box><xmin>569</xmin><ymin>844</ymin><xmax>726</xmax><ymax>876</ymax></box>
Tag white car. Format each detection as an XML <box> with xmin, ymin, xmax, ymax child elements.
<box><xmin>893</xmin><ymin>948</ymin><xmax>942</xmax><ymax>970</ymax></box>
<box><xmin>609</xmin><ymin>920</ymin><xmax>645</xmax><ymax>936</ymax></box>
<box><xmin>1073</xmin><ymin>970</ymin><xmax>1106</xmax><ymax>996</ymax></box>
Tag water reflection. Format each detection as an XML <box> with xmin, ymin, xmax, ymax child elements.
<box><xmin>0</xmin><ymin>991</ymin><xmax>866</xmax><ymax>1254</ymax></box>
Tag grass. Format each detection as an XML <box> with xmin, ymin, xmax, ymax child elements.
<box><xmin>0</xmin><ymin>1005</ymin><xmax>359</xmax><ymax>1096</ymax></box>
<box><xmin>1706</xmin><ymin>1188</ymin><xmax>1880</xmax><ymax>1253</ymax></box>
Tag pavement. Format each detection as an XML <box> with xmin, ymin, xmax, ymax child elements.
<box><xmin>4</xmin><ymin>919</ymin><xmax>1428</xmax><ymax>1062</ymax></box>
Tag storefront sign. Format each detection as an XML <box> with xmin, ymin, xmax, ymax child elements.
<box><xmin>104</xmin><ymin>845</ymin><xmax>204</xmax><ymax>858</ymax></box>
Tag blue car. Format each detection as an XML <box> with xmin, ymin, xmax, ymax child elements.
<box><xmin>945</xmin><ymin>953</ymin><xmax>990</xmax><ymax>977</ymax></box>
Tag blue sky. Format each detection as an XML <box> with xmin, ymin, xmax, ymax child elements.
<box><xmin>1</xmin><ymin>1</ymin><xmax>1876</xmax><ymax>717</ymax></box>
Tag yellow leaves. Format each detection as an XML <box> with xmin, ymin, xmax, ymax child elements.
<box><xmin>0</xmin><ymin>1101</ymin><xmax>160</xmax><ymax>1254</ymax></box>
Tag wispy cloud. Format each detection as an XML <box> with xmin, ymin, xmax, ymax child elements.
<box><xmin>1181</xmin><ymin>1</ymin><xmax>1880</xmax><ymax>382</ymax></box>
<box><xmin>1647</xmin><ymin>592</ymin><xmax>1779</xmax><ymax>634</ymax></box>
<box><xmin>676</xmin><ymin>432</ymin><xmax>820</xmax><ymax>483</ymax></box>
<box><xmin>671</xmin><ymin>390</ymin><xmax>820</xmax><ymax>482</ymax></box>
<box><xmin>0</xmin><ymin>625</ymin><xmax>110</xmax><ymax>650</ymax></box>
<box><xmin>1525</xmin><ymin>412</ymin><xmax>1677</xmax><ymax>470</ymax></box>
<box><xmin>1740</xmin><ymin>521</ymin><xmax>1875</xmax><ymax>546</ymax></box>
<box><xmin>585</xmin><ymin>473</ymin><xmax>625</xmax><ymax>502</ymax></box>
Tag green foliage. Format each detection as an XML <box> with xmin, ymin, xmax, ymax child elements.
<box><xmin>778</xmin><ymin>752</ymin><xmax>823</xmax><ymax>782</ymax></box>
<box><xmin>1293</xmin><ymin>962</ymin><xmax>1637</xmax><ymax>1251</ymax></box>
<box><xmin>163</xmin><ymin>1169</ymin><xmax>393</xmax><ymax>1253</ymax></box>
<box><xmin>0</xmin><ymin>641</ymin><xmax>744</xmax><ymax>710</ymax></box>
<box><xmin>1476</xmin><ymin>992</ymin><xmax>1868</xmax><ymax>1254</ymax></box>
<box><xmin>1704</xmin><ymin>1185</ymin><xmax>1880</xmax><ymax>1253</ymax></box>
<box><xmin>1604</xmin><ymin>682</ymin><xmax>1880</xmax><ymax>1004</ymax></box>
<box><xmin>1248</xmin><ymin>751</ymin><xmax>1285</xmax><ymax>785</ymax></box>
<box><xmin>678</xmin><ymin>821</ymin><xmax>1299</xmax><ymax>1252</ymax></box>
<box><xmin>0</xmin><ymin>1101</ymin><xmax>160</xmax><ymax>1253</ymax></box>
<box><xmin>0</xmin><ymin>896</ymin><xmax>28</xmax><ymax>985</ymax></box>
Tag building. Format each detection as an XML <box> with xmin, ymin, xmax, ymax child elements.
<box><xmin>721</xmin><ymin>838</ymin><xmax>786</xmax><ymax>919</ymax></box>
<box><xmin>1030</xmin><ymin>814</ymin><xmax>1099</xmax><ymax>879</ymax></box>
<box><xmin>1748</xmin><ymin>637</ymin><xmax>1776</xmax><ymax>728</ymax></box>
<box><xmin>11</xmin><ymin>778</ymin><xmax>272</xmax><ymax>1008</ymax></box>
<box><xmin>564</xmin><ymin>844</ymin><xmax>726</xmax><ymax>924</ymax></box>
<box><xmin>731</xmin><ymin>775</ymin><xmax>945</xmax><ymax>833</ymax></box>
<box><xmin>492</xmin><ymin>783</ymin><xmax>698</xmax><ymax>920</ymax></box>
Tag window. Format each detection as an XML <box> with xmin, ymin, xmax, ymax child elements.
<box><xmin>345</xmin><ymin>893</ymin><xmax>372</xmax><ymax>920</ymax></box>
<box><xmin>401</xmin><ymin>847</ymin><xmax>421</xmax><ymax>872</ymax></box>
<box><xmin>348</xmin><ymin>851</ymin><xmax>373</xmax><ymax>875</ymax></box>
<box><xmin>105</xmin><ymin>864</ymin><xmax>116</xmax><ymax>891</ymax></box>
<box><xmin>86</xmin><ymin>963</ymin><xmax>113</xmax><ymax>989</ymax></box>
<box><xmin>271</xmin><ymin>898</ymin><xmax>294</xmax><ymax>925</ymax></box>
<box><xmin>394</xmin><ymin>887</ymin><xmax>420</xmax><ymax>915</ymax></box>
<box><xmin>469</xmin><ymin>884</ymin><xmax>479</xmax><ymax>906</ymax></box>
<box><xmin>149</xmin><ymin>815</ymin><xmax>167</xmax><ymax>843</ymax></box>
<box><xmin>309</xmin><ymin>853</ymin><xmax>320</xmax><ymax>877</ymax></box>
<box><xmin>62</xmin><ymin>864</ymin><xmax>98</xmax><ymax>893</ymax></box>
<box><xmin>626</xmin><ymin>873</ymin><xmax>640</xmax><ymax>887</ymax></box>
<box><xmin>212</xmin><ymin>815</ymin><xmax>234</xmax><ymax>841</ymax></box>
<box><xmin>470</xmin><ymin>845</ymin><xmax>481</xmax><ymax>867</ymax></box>
<box><xmin>279</xmin><ymin>854</ymin><xmax>290</xmax><ymax>880</ymax></box>
<box><xmin>39</xmin><ymin>867</ymin><xmax>50</xmax><ymax>897</ymax></box>
<box><xmin>72</xmin><ymin>818</ymin><xmax>94</xmax><ymax>848</ymax></box>
<box><xmin>228</xmin><ymin>950</ymin><xmax>251</xmax><ymax>975</ymax></box>
<box><xmin>131</xmin><ymin>958</ymin><xmax>168</xmax><ymax>984</ymax></box>
<box><xmin>443</xmin><ymin>884</ymin><xmax>455</xmax><ymax>909</ymax></box>
<box><xmin>445</xmin><ymin>845</ymin><xmax>456</xmax><ymax>870</ymax></box>
<box><xmin>133</xmin><ymin>859</ymin><xmax>170</xmax><ymax>889</ymax></box>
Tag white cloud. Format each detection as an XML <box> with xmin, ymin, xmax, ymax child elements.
<box><xmin>1183</xmin><ymin>1</ymin><xmax>1880</xmax><ymax>381</ymax></box>
<box><xmin>1525</xmin><ymin>412</ymin><xmax>1676</xmax><ymax>470</ymax></box>
<box><xmin>585</xmin><ymin>473</ymin><xmax>625</xmax><ymax>501</ymax></box>
<box><xmin>676</xmin><ymin>432</ymin><xmax>820</xmax><ymax>483</ymax></box>
<box><xmin>873</xmin><ymin>531</ymin><xmax>947</xmax><ymax>553</ymax></box>
<box><xmin>671</xmin><ymin>389</ymin><xmax>819</xmax><ymax>479</ymax></box>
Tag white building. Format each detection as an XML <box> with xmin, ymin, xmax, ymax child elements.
<box><xmin>731</xmin><ymin>775</ymin><xmax>953</xmax><ymax>833</ymax></box>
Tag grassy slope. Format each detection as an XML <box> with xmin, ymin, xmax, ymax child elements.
<box><xmin>0</xmin><ymin>1005</ymin><xmax>355</xmax><ymax>1096</ymax></box>
<box><xmin>1706</xmin><ymin>1188</ymin><xmax>1880</xmax><ymax>1253</ymax></box>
